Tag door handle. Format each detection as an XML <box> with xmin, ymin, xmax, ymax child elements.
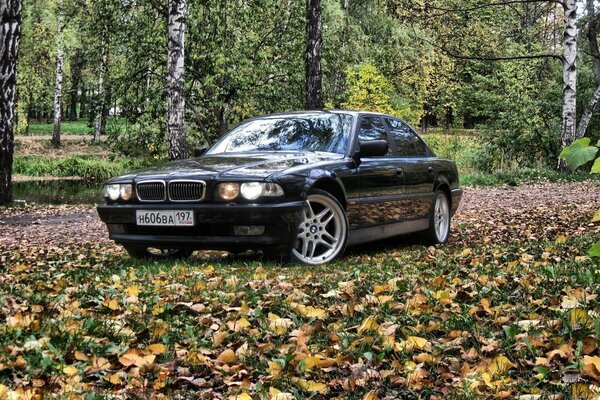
<box><xmin>396</xmin><ymin>168</ymin><xmax>404</xmax><ymax>176</ymax></box>
<box><xmin>428</xmin><ymin>166</ymin><xmax>434</xmax><ymax>174</ymax></box>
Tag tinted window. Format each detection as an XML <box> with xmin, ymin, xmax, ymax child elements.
<box><xmin>359</xmin><ymin>117</ymin><xmax>391</xmax><ymax>156</ymax></box>
<box><xmin>207</xmin><ymin>113</ymin><xmax>350</xmax><ymax>155</ymax></box>
<box><xmin>386</xmin><ymin>119</ymin><xmax>427</xmax><ymax>156</ymax></box>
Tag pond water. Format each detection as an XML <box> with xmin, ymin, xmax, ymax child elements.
<box><xmin>13</xmin><ymin>180</ymin><xmax>104</xmax><ymax>204</ymax></box>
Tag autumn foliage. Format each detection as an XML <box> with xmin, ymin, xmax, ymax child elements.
<box><xmin>0</xmin><ymin>181</ymin><xmax>599</xmax><ymax>399</ymax></box>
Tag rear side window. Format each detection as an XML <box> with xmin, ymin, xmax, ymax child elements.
<box><xmin>359</xmin><ymin>117</ymin><xmax>391</xmax><ymax>156</ymax></box>
<box><xmin>386</xmin><ymin>118</ymin><xmax>428</xmax><ymax>156</ymax></box>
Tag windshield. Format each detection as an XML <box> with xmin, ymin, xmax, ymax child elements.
<box><xmin>207</xmin><ymin>113</ymin><xmax>351</xmax><ymax>155</ymax></box>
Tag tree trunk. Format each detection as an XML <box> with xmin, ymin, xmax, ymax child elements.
<box><xmin>331</xmin><ymin>0</ymin><xmax>349</xmax><ymax>107</ymax></box>
<box><xmin>166</xmin><ymin>0</ymin><xmax>188</xmax><ymax>160</ymax></box>
<box><xmin>69</xmin><ymin>49</ymin><xmax>83</xmax><ymax>121</ymax></box>
<box><xmin>0</xmin><ymin>0</ymin><xmax>22</xmax><ymax>206</ymax></box>
<box><xmin>305</xmin><ymin>0</ymin><xmax>323</xmax><ymax>110</ymax></box>
<box><xmin>51</xmin><ymin>10</ymin><xmax>64</xmax><ymax>149</ymax></box>
<box><xmin>94</xmin><ymin>31</ymin><xmax>109</xmax><ymax>144</ymax></box>
<box><xmin>576</xmin><ymin>0</ymin><xmax>600</xmax><ymax>138</ymax></box>
<box><xmin>560</xmin><ymin>0</ymin><xmax>577</xmax><ymax>150</ymax></box>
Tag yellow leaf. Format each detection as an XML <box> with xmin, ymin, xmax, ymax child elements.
<box><xmin>105</xmin><ymin>298</ymin><xmax>120</xmax><ymax>310</ymax></box>
<box><xmin>488</xmin><ymin>355</ymin><xmax>515</xmax><ymax>376</ymax></box>
<box><xmin>74</xmin><ymin>351</ymin><xmax>89</xmax><ymax>361</ymax></box>
<box><xmin>593</xmin><ymin>209</ymin><xmax>600</xmax><ymax>222</ymax></box>
<box><xmin>213</xmin><ymin>331</ymin><xmax>228</xmax><ymax>346</ymax></box>
<box><xmin>0</xmin><ymin>384</ymin><xmax>8</xmax><ymax>397</ymax></box>
<box><xmin>570</xmin><ymin>308</ymin><xmax>590</xmax><ymax>326</ymax></box>
<box><xmin>268</xmin><ymin>313</ymin><xmax>293</xmax><ymax>335</ymax></box>
<box><xmin>126</xmin><ymin>285</ymin><xmax>140</xmax><ymax>296</ymax></box>
<box><xmin>363</xmin><ymin>390</ymin><xmax>379</xmax><ymax>400</ymax></box>
<box><xmin>148</xmin><ymin>343</ymin><xmax>166</xmax><ymax>355</ymax></box>
<box><xmin>433</xmin><ymin>290</ymin><xmax>452</xmax><ymax>305</ymax></box>
<box><xmin>572</xmin><ymin>383</ymin><xmax>592</xmax><ymax>400</ymax></box>
<box><xmin>229</xmin><ymin>393</ymin><xmax>252</xmax><ymax>400</ymax></box>
<box><xmin>63</xmin><ymin>365</ymin><xmax>78</xmax><ymax>376</ymax></box>
<box><xmin>107</xmin><ymin>372</ymin><xmax>122</xmax><ymax>385</ymax></box>
<box><xmin>583</xmin><ymin>355</ymin><xmax>600</xmax><ymax>370</ymax></box>
<box><xmin>271</xmin><ymin>393</ymin><xmax>294</xmax><ymax>400</ymax></box>
<box><xmin>555</xmin><ymin>235</ymin><xmax>567</xmax><ymax>244</ymax></box>
<box><xmin>268</xmin><ymin>361</ymin><xmax>282</xmax><ymax>377</ymax></box>
<box><xmin>406</xmin><ymin>336</ymin><xmax>429</xmax><ymax>350</ymax></box>
<box><xmin>218</xmin><ymin>349</ymin><xmax>236</xmax><ymax>364</ymax></box>
<box><xmin>358</xmin><ymin>316</ymin><xmax>379</xmax><ymax>334</ymax></box>
<box><xmin>228</xmin><ymin>317</ymin><xmax>251</xmax><ymax>332</ymax></box>
<box><xmin>293</xmin><ymin>378</ymin><xmax>328</xmax><ymax>394</ymax></box>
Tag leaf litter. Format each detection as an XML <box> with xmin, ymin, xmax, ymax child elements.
<box><xmin>0</xmin><ymin>181</ymin><xmax>599</xmax><ymax>399</ymax></box>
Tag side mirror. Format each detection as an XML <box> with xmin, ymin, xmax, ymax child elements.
<box><xmin>193</xmin><ymin>147</ymin><xmax>207</xmax><ymax>157</ymax></box>
<box><xmin>358</xmin><ymin>140</ymin><xmax>389</xmax><ymax>158</ymax></box>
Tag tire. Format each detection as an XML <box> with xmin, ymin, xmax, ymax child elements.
<box><xmin>291</xmin><ymin>189</ymin><xmax>348</xmax><ymax>265</ymax></box>
<box><xmin>124</xmin><ymin>246</ymin><xmax>193</xmax><ymax>261</ymax></box>
<box><xmin>426</xmin><ymin>190</ymin><xmax>451</xmax><ymax>244</ymax></box>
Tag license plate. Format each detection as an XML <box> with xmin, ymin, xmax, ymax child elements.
<box><xmin>136</xmin><ymin>210</ymin><xmax>194</xmax><ymax>226</ymax></box>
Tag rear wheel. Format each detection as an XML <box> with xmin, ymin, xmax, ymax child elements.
<box><xmin>124</xmin><ymin>246</ymin><xmax>193</xmax><ymax>260</ymax></box>
<box><xmin>291</xmin><ymin>189</ymin><xmax>348</xmax><ymax>265</ymax></box>
<box><xmin>426</xmin><ymin>190</ymin><xmax>451</xmax><ymax>244</ymax></box>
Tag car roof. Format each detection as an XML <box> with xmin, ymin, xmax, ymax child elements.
<box><xmin>246</xmin><ymin>110</ymin><xmax>397</xmax><ymax>120</ymax></box>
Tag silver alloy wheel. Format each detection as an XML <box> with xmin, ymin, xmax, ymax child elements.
<box><xmin>292</xmin><ymin>193</ymin><xmax>347</xmax><ymax>265</ymax></box>
<box><xmin>434</xmin><ymin>193</ymin><xmax>450</xmax><ymax>242</ymax></box>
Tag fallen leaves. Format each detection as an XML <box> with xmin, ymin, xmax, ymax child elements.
<box><xmin>0</xmin><ymin>181</ymin><xmax>599</xmax><ymax>398</ymax></box>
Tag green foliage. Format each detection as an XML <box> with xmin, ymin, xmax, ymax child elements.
<box><xmin>26</xmin><ymin>119</ymin><xmax>93</xmax><ymax>135</ymax></box>
<box><xmin>589</xmin><ymin>241</ymin><xmax>600</xmax><ymax>258</ymax></box>
<box><xmin>422</xmin><ymin>134</ymin><xmax>480</xmax><ymax>173</ymax></box>
<box><xmin>342</xmin><ymin>64</ymin><xmax>396</xmax><ymax>115</ymax></box>
<box><xmin>559</xmin><ymin>138</ymin><xmax>599</xmax><ymax>171</ymax></box>
<box><xmin>13</xmin><ymin>156</ymin><xmax>155</xmax><ymax>181</ymax></box>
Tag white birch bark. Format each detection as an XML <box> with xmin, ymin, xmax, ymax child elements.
<box><xmin>560</xmin><ymin>0</ymin><xmax>577</xmax><ymax>149</ymax></box>
<box><xmin>0</xmin><ymin>0</ymin><xmax>22</xmax><ymax>205</ymax></box>
<box><xmin>166</xmin><ymin>0</ymin><xmax>188</xmax><ymax>160</ymax></box>
<box><xmin>51</xmin><ymin>10</ymin><xmax>64</xmax><ymax>148</ymax></box>
<box><xmin>94</xmin><ymin>36</ymin><xmax>109</xmax><ymax>144</ymax></box>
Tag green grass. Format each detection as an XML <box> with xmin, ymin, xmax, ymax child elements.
<box><xmin>24</xmin><ymin>118</ymin><xmax>127</xmax><ymax>136</ymax></box>
<box><xmin>13</xmin><ymin>156</ymin><xmax>156</xmax><ymax>181</ymax></box>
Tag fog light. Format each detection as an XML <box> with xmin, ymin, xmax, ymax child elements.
<box><xmin>120</xmin><ymin>184</ymin><xmax>133</xmax><ymax>201</ymax></box>
<box><xmin>240</xmin><ymin>182</ymin><xmax>263</xmax><ymax>200</ymax></box>
<box><xmin>234</xmin><ymin>225</ymin><xmax>265</xmax><ymax>236</ymax></box>
<box><xmin>105</xmin><ymin>184</ymin><xmax>120</xmax><ymax>201</ymax></box>
<box><xmin>219</xmin><ymin>182</ymin><xmax>239</xmax><ymax>201</ymax></box>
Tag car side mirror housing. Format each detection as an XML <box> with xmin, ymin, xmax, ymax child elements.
<box><xmin>358</xmin><ymin>140</ymin><xmax>388</xmax><ymax>158</ymax></box>
<box><xmin>193</xmin><ymin>147</ymin><xmax>207</xmax><ymax>157</ymax></box>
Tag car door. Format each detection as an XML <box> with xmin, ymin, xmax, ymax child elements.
<box><xmin>384</xmin><ymin>118</ymin><xmax>435</xmax><ymax>220</ymax></box>
<box><xmin>355</xmin><ymin>115</ymin><xmax>403</xmax><ymax>228</ymax></box>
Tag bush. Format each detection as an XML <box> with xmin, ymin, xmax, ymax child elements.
<box><xmin>13</xmin><ymin>156</ymin><xmax>156</xmax><ymax>181</ymax></box>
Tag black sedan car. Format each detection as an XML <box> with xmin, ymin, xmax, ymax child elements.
<box><xmin>97</xmin><ymin>111</ymin><xmax>462</xmax><ymax>265</ymax></box>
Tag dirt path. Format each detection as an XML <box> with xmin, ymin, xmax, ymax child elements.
<box><xmin>1</xmin><ymin>181</ymin><xmax>598</xmax><ymax>250</ymax></box>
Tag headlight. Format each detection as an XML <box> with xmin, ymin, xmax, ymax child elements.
<box><xmin>240</xmin><ymin>182</ymin><xmax>263</xmax><ymax>200</ymax></box>
<box><xmin>218</xmin><ymin>182</ymin><xmax>240</xmax><ymax>200</ymax></box>
<box><xmin>104</xmin><ymin>184</ymin><xmax>133</xmax><ymax>201</ymax></box>
<box><xmin>104</xmin><ymin>184</ymin><xmax>121</xmax><ymax>201</ymax></box>
<box><xmin>218</xmin><ymin>182</ymin><xmax>284</xmax><ymax>201</ymax></box>
<box><xmin>119</xmin><ymin>184</ymin><xmax>133</xmax><ymax>201</ymax></box>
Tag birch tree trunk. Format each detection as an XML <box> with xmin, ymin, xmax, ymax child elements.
<box><xmin>560</xmin><ymin>0</ymin><xmax>577</xmax><ymax>150</ymax></box>
<box><xmin>166</xmin><ymin>0</ymin><xmax>189</xmax><ymax>160</ymax></box>
<box><xmin>94</xmin><ymin>30</ymin><xmax>109</xmax><ymax>144</ymax></box>
<box><xmin>51</xmin><ymin>10</ymin><xmax>64</xmax><ymax>149</ymax></box>
<box><xmin>0</xmin><ymin>0</ymin><xmax>22</xmax><ymax>205</ymax></box>
<box><xmin>305</xmin><ymin>0</ymin><xmax>323</xmax><ymax>110</ymax></box>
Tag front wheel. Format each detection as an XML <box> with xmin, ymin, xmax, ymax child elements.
<box><xmin>291</xmin><ymin>190</ymin><xmax>348</xmax><ymax>265</ymax></box>
<box><xmin>124</xmin><ymin>246</ymin><xmax>193</xmax><ymax>261</ymax></box>
<box><xmin>426</xmin><ymin>190</ymin><xmax>451</xmax><ymax>244</ymax></box>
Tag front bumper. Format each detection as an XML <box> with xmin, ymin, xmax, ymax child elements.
<box><xmin>97</xmin><ymin>201</ymin><xmax>305</xmax><ymax>252</ymax></box>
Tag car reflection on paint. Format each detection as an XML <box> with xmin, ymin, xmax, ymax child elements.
<box><xmin>97</xmin><ymin>110</ymin><xmax>462</xmax><ymax>265</ymax></box>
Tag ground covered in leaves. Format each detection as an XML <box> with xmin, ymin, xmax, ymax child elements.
<box><xmin>0</xmin><ymin>181</ymin><xmax>599</xmax><ymax>399</ymax></box>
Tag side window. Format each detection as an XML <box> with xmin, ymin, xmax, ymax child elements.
<box><xmin>359</xmin><ymin>117</ymin><xmax>391</xmax><ymax>156</ymax></box>
<box><xmin>386</xmin><ymin>118</ymin><xmax>427</xmax><ymax>156</ymax></box>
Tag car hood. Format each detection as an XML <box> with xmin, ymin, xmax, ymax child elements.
<box><xmin>111</xmin><ymin>152</ymin><xmax>345</xmax><ymax>182</ymax></box>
